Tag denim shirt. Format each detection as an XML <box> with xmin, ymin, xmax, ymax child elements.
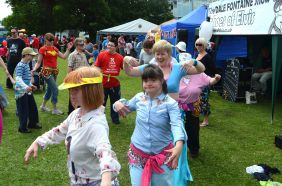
<box><xmin>115</xmin><ymin>92</ymin><xmax>187</xmax><ymax>155</ymax></box>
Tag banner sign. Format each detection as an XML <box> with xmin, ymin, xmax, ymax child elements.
<box><xmin>161</xmin><ymin>28</ymin><xmax>177</xmax><ymax>39</ymax></box>
<box><xmin>208</xmin><ymin>0</ymin><xmax>282</xmax><ymax>35</ymax></box>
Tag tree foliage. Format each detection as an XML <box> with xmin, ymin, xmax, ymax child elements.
<box><xmin>2</xmin><ymin>0</ymin><xmax>173</xmax><ymax>40</ymax></box>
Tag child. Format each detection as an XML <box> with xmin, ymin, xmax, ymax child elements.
<box><xmin>15</xmin><ymin>47</ymin><xmax>41</xmax><ymax>133</ymax></box>
<box><xmin>175</xmin><ymin>41</ymin><xmax>192</xmax><ymax>63</ymax></box>
<box><xmin>29</xmin><ymin>56</ymin><xmax>41</xmax><ymax>90</ymax></box>
<box><xmin>0</xmin><ymin>56</ymin><xmax>14</xmax><ymax>109</ymax></box>
<box><xmin>24</xmin><ymin>67</ymin><xmax>121</xmax><ymax>186</ymax></box>
<box><xmin>92</xmin><ymin>44</ymin><xmax>99</xmax><ymax>64</ymax></box>
<box><xmin>0</xmin><ymin>56</ymin><xmax>14</xmax><ymax>143</ymax></box>
<box><xmin>85</xmin><ymin>44</ymin><xmax>99</xmax><ymax>65</ymax></box>
<box><xmin>178</xmin><ymin>73</ymin><xmax>221</xmax><ymax>157</ymax></box>
<box><xmin>113</xmin><ymin>64</ymin><xmax>187</xmax><ymax>186</ymax></box>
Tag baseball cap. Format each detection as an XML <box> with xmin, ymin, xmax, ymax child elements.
<box><xmin>22</xmin><ymin>47</ymin><xmax>37</xmax><ymax>56</ymax></box>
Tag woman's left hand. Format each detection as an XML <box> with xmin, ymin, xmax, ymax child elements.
<box><xmin>67</xmin><ymin>42</ymin><xmax>74</xmax><ymax>50</ymax></box>
<box><xmin>181</xmin><ymin>59</ymin><xmax>194</xmax><ymax>72</ymax></box>
<box><xmin>165</xmin><ymin>141</ymin><xmax>183</xmax><ymax>169</ymax></box>
<box><xmin>215</xmin><ymin>74</ymin><xmax>221</xmax><ymax>81</ymax></box>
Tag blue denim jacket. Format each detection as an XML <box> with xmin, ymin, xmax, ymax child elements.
<box><xmin>115</xmin><ymin>92</ymin><xmax>187</xmax><ymax>155</ymax></box>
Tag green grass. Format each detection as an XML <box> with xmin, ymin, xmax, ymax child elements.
<box><xmin>0</xmin><ymin>59</ymin><xmax>282</xmax><ymax>186</ymax></box>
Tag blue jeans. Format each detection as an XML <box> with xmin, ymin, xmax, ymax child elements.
<box><xmin>104</xmin><ymin>86</ymin><xmax>120</xmax><ymax>123</ymax></box>
<box><xmin>129</xmin><ymin>164</ymin><xmax>173</xmax><ymax>186</ymax></box>
<box><xmin>70</xmin><ymin>178</ymin><xmax>119</xmax><ymax>186</ymax></box>
<box><xmin>43</xmin><ymin>75</ymin><xmax>58</xmax><ymax>104</ymax></box>
<box><xmin>16</xmin><ymin>93</ymin><xmax>39</xmax><ymax>130</ymax></box>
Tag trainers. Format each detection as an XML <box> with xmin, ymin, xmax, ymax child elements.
<box><xmin>52</xmin><ymin>109</ymin><xmax>64</xmax><ymax>115</ymax></box>
<box><xmin>40</xmin><ymin>105</ymin><xmax>50</xmax><ymax>112</ymax></box>
<box><xmin>200</xmin><ymin>122</ymin><xmax>209</xmax><ymax>127</ymax></box>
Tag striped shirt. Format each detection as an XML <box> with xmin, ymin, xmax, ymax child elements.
<box><xmin>15</xmin><ymin>61</ymin><xmax>32</xmax><ymax>99</ymax></box>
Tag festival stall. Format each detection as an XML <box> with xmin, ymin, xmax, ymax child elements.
<box><xmin>161</xmin><ymin>5</ymin><xmax>208</xmax><ymax>56</ymax></box>
<box><xmin>97</xmin><ymin>18</ymin><xmax>157</xmax><ymax>41</ymax></box>
<box><xmin>208</xmin><ymin>0</ymin><xmax>282</xmax><ymax>121</ymax></box>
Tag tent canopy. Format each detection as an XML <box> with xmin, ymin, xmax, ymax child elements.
<box><xmin>97</xmin><ymin>18</ymin><xmax>157</xmax><ymax>36</ymax></box>
<box><xmin>161</xmin><ymin>5</ymin><xmax>208</xmax><ymax>55</ymax></box>
<box><xmin>161</xmin><ymin>5</ymin><xmax>208</xmax><ymax>31</ymax></box>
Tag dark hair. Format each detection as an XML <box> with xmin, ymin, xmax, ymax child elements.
<box><xmin>109</xmin><ymin>38</ymin><xmax>118</xmax><ymax>47</ymax></box>
<box><xmin>142</xmin><ymin>64</ymin><xmax>168</xmax><ymax>94</ymax></box>
<box><xmin>93</xmin><ymin>44</ymin><xmax>98</xmax><ymax>49</ymax></box>
<box><xmin>143</xmin><ymin>39</ymin><xmax>154</xmax><ymax>49</ymax></box>
<box><xmin>11</xmin><ymin>27</ymin><xmax>18</xmax><ymax>32</ymax></box>
<box><xmin>85</xmin><ymin>37</ymin><xmax>91</xmax><ymax>43</ymax></box>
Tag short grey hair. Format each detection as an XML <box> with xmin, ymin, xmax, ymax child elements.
<box><xmin>74</xmin><ymin>38</ymin><xmax>85</xmax><ymax>47</ymax></box>
<box><xmin>195</xmin><ymin>37</ymin><xmax>208</xmax><ymax>49</ymax></box>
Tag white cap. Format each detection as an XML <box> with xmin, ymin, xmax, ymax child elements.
<box><xmin>31</xmin><ymin>34</ymin><xmax>36</xmax><ymax>37</ymax></box>
<box><xmin>176</xmin><ymin>41</ymin><xmax>186</xmax><ymax>52</ymax></box>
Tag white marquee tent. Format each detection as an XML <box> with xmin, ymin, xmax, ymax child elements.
<box><xmin>97</xmin><ymin>18</ymin><xmax>157</xmax><ymax>36</ymax></box>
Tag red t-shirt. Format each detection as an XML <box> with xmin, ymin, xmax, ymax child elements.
<box><xmin>32</xmin><ymin>37</ymin><xmax>40</xmax><ymax>49</ymax></box>
<box><xmin>39</xmin><ymin>46</ymin><xmax>59</xmax><ymax>68</ymax></box>
<box><xmin>95</xmin><ymin>51</ymin><xmax>123</xmax><ymax>88</ymax></box>
<box><xmin>24</xmin><ymin>38</ymin><xmax>30</xmax><ymax>46</ymax></box>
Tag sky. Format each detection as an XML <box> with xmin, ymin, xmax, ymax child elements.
<box><xmin>0</xmin><ymin>0</ymin><xmax>12</xmax><ymax>21</ymax></box>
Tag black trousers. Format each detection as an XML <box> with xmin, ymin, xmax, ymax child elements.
<box><xmin>184</xmin><ymin>111</ymin><xmax>200</xmax><ymax>154</ymax></box>
<box><xmin>6</xmin><ymin>59</ymin><xmax>19</xmax><ymax>88</ymax></box>
<box><xmin>16</xmin><ymin>94</ymin><xmax>39</xmax><ymax>131</ymax></box>
<box><xmin>104</xmin><ymin>85</ymin><xmax>120</xmax><ymax>123</ymax></box>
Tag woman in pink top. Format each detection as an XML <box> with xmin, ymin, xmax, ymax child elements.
<box><xmin>178</xmin><ymin>73</ymin><xmax>221</xmax><ymax>158</ymax></box>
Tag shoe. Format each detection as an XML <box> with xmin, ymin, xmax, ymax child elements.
<box><xmin>28</xmin><ymin>124</ymin><xmax>42</xmax><ymax>129</ymax></box>
<box><xmin>18</xmin><ymin>128</ymin><xmax>32</xmax><ymax>133</ymax></box>
<box><xmin>200</xmin><ymin>122</ymin><xmax>209</xmax><ymax>127</ymax></box>
<box><xmin>52</xmin><ymin>109</ymin><xmax>64</xmax><ymax>115</ymax></box>
<box><xmin>40</xmin><ymin>105</ymin><xmax>50</xmax><ymax>112</ymax></box>
<box><xmin>190</xmin><ymin>151</ymin><xmax>199</xmax><ymax>158</ymax></box>
<box><xmin>112</xmin><ymin>120</ymin><xmax>120</xmax><ymax>125</ymax></box>
<box><xmin>6</xmin><ymin>86</ymin><xmax>13</xmax><ymax>89</ymax></box>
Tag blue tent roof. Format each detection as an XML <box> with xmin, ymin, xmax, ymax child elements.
<box><xmin>161</xmin><ymin>5</ymin><xmax>208</xmax><ymax>31</ymax></box>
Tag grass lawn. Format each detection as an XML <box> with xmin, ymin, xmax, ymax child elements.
<box><xmin>0</xmin><ymin>59</ymin><xmax>282</xmax><ymax>186</ymax></box>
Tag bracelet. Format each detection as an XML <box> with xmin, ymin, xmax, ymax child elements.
<box><xmin>193</xmin><ymin>59</ymin><xmax>198</xmax><ymax>66</ymax></box>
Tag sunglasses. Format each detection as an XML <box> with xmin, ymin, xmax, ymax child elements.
<box><xmin>78</xmin><ymin>43</ymin><xmax>84</xmax><ymax>46</ymax></box>
<box><xmin>196</xmin><ymin>43</ymin><xmax>203</xmax><ymax>47</ymax></box>
<box><xmin>107</xmin><ymin>43</ymin><xmax>115</xmax><ymax>47</ymax></box>
<box><xmin>47</xmin><ymin>38</ymin><xmax>54</xmax><ymax>42</ymax></box>
<box><xmin>11</xmin><ymin>32</ymin><xmax>17</xmax><ymax>34</ymax></box>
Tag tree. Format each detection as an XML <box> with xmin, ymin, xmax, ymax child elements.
<box><xmin>106</xmin><ymin>0</ymin><xmax>173</xmax><ymax>25</ymax></box>
<box><xmin>2</xmin><ymin>0</ymin><xmax>173</xmax><ymax>40</ymax></box>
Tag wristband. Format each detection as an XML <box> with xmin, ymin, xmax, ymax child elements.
<box><xmin>193</xmin><ymin>59</ymin><xmax>198</xmax><ymax>66</ymax></box>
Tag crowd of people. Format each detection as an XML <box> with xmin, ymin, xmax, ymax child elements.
<box><xmin>0</xmin><ymin>27</ymin><xmax>230</xmax><ymax>186</ymax></box>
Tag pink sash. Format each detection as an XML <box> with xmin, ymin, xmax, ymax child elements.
<box><xmin>129</xmin><ymin>143</ymin><xmax>173</xmax><ymax>186</ymax></box>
